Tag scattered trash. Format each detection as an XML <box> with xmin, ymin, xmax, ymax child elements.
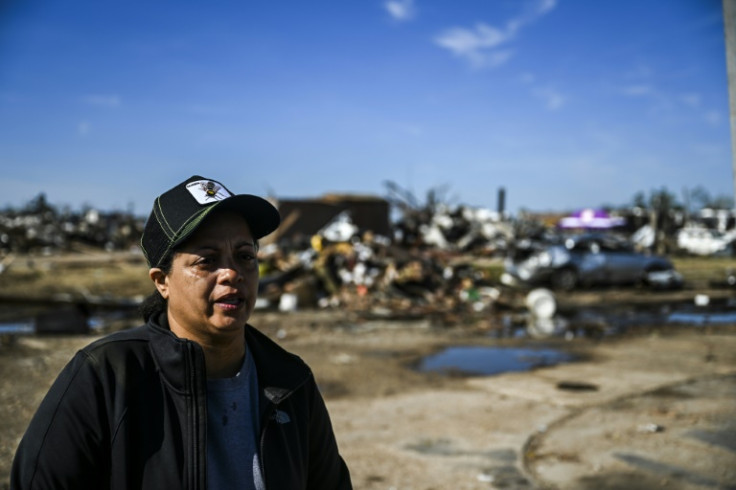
<box><xmin>477</xmin><ymin>473</ymin><xmax>494</xmax><ymax>483</ymax></box>
<box><xmin>2</xmin><ymin>188</ymin><xmax>735</xmax><ymax>328</ymax></box>
<box><xmin>278</xmin><ymin>293</ymin><xmax>298</xmax><ymax>312</ymax></box>
<box><xmin>556</xmin><ymin>381</ymin><xmax>599</xmax><ymax>392</ymax></box>
<box><xmin>637</xmin><ymin>423</ymin><xmax>665</xmax><ymax>433</ymax></box>
<box><xmin>676</xmin><ymin>225</ymin><xmax>736</xmax><ymax>256</ymax></box>
<box><xmin>254</xmin><ymin>298</ymin><xmax>270</xmax><ymax>309</ymax></box>
<box><xmin>694</xmin><ymin>294</ymin><xmax>710</xmax><ymax>307</ymax></box>
<box><xmin>0</xmin><ymin>193</ymin><xmax>143</xmax><ymax>254</ymax></box>
<box><xmin>331</xmin><ymin>353</ymin><xmax>356</xmax><ymax>365</ymax></box>
<box><xmin>525</xmin><ymin>288</ymin><xmax>556</xmax><ymax>319</ymax></box>
<box><xmin>526</xmin><ymin>316</ymin><xmax>569</xmax><ymax>338</ymax></box>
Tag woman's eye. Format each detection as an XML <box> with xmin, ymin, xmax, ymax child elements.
<box><xmin>197</xmin><ymin>255</ymin><xmax>216</xmax><ymax>265</ymax></box>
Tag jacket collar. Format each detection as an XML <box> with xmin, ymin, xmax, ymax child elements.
<box><xmin>146</xmin><ymin>312</ymin><xmax>311</xmax><ymax>400</ymax></box>
<box><xmin>244</xmin><ymin>324</ymin><xmax>312</xmax><ymax>404</ymax></box>
<box><xmin>147</xmin><ymin>312</ymin><xmax>205</xmax><ymax>393</ymax></box>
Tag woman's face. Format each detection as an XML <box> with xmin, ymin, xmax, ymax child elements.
<box><xmin>150</xmin><ymin>210</ymin><xmax>259</xmax><ymax>342</ymax></box>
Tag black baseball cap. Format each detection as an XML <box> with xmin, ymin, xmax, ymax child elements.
<box><xmin>141</xmin><ymin>175</ymin><xmax>280</xmax><ymax>268</ymax></box>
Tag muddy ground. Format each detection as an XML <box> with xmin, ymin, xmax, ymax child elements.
<box><xmin>1</xmin><ymin>253</ymin><xmax>735</xmax><ymax>489</ymax></box>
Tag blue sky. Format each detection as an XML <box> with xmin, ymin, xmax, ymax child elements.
<box><xmin>0</xmin><ymin>0</ymin><xmax>731</xmax><ymax>215</ymax></box>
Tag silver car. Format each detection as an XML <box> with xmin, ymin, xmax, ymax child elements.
<box><xmin>504</xmin><ymin>233</ymin><xmax>682</xmax><ymax>291</ymax></box>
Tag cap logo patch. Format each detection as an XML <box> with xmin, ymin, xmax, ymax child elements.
<box><xmin>186</xmin><ymin>180</ymin><xmax>233</xmax><ymax>204</ymax></box>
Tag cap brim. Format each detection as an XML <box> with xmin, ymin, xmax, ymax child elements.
<box><xmin>170</xmin><ymin>194</ymin><xmax>280</xmax><ymax>252</ymax></box>
<box><xmin>214</xmin><ymin>194</ymin><xmax>281</xmax><ymax>239</ymax></box>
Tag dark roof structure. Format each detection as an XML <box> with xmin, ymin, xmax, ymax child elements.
<box><xmin>273</xmin><ymin>194</ymin><xmax>390</xmax><ymax>243</ymax></box>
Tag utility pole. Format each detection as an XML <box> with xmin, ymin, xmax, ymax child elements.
<box><xmin>724</xmin><ymin>0</ymin><xmax>736</xmax><ymax>208</ymax></box>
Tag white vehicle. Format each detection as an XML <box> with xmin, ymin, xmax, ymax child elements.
<box><xmin>676</xmin><ymin>226</ymin><xmax>735</xmax><ymax>256</ymax></box>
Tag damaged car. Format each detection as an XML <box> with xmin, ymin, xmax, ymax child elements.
<box><xmin>503</xmin><ymin>233</ymin><xmax>682</xmax><ymax>291</ymax></box>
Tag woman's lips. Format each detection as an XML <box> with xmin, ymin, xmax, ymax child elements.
<box><xmin>215</xmin><ymin>295</ymin><xmax>244</xmax><ymax>311</ymax></box>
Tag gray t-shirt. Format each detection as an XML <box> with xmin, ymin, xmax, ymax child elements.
<box><xmin>206</xmin><ymin>346</ymin><xmax>264</xmax><ymax>490</ymax></box>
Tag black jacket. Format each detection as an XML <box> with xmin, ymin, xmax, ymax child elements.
<box><xmin>11</xmin><ymin>314</ymin><xmax>352</xmax><ymax>489</ymax></box>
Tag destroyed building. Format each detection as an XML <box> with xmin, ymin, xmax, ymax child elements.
<box><xmin>271</xmin><ymin>194</ymin><xmax>391</xmax><ymax>249</ymax></box>
<box><xmin>3</xmin><ymin>188</ymin><xmax>734</xmax><ymax>321</ymax></box>
<box><xmin>0</xmin><ymin>194</ymin><xmax>145</xmax><ymax>254</ymax></box>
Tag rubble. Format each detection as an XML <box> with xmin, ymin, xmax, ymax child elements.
<box><xmin>0</xmin><ymin>193</ymin><xmax>144</xmax><ymax>255</ymax></box>
<box><xmin>676</xmin><ymin>224</ymin><xmax>736</xmax><ymax>256</ymax></box>
<box><xmin>254</xmin><ymin>183</ymin><xmax>516</xmax><ymax>321</ymax></box>
<box><xmin>2</xmin><ymin>187</ymin><xmax>734</xmax><ymax>324</ymax></box>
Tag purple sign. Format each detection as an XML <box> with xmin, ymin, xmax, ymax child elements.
<box><xmin>558</xmin><ymin>208</ymin><xmax>626</xmax><ymax>229</ymax></box>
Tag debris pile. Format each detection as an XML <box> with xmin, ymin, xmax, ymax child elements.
<box><xmin>0</xmin><ymin>193</ymin><xmax>144</xmax><ymax>254</ymax></box>
<box><xmin>2</xmin><ymin>185</ymin><xmax>735</xmax><ymax>322</ymax></box>
<box><xmin>258</xmin><ymin>215</ymin><xmax>507</xmax><ymax>322</ymax></box>
<box><xmin>251</xmin><ymin>183</ymin><xmax>516</xmax><ymax>320</ymax></box>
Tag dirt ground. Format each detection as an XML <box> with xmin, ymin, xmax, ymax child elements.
<box><xmin>1</xmin><ymin>253</ymin><xmax>735</xmax><ymax>489</ymax></box>
<box><xmin>1</xmin><ymin>309</ymin><xmax>735</xmax><ymax>489</ymax></box>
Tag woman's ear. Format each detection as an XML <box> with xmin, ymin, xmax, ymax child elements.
<box><xmin>149</xmin><ymin>268</ymin><xmax>170</xmax><ymax>299</ymax></box>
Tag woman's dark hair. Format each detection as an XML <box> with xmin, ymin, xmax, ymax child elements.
<box><xmin>139</xmin><ymin>252</ymin><xmax>175</xmax><ymax>322</ymax></box>
<box><xmin>138</xmin><ymin>236</ymin><xmax>260</xmax><ymax>322</ymax></box>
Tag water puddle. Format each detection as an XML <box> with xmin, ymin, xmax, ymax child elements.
<box><xmin>416</xmin><ymin>345</ymin><xmax>576</xmax><ymax>376</ymax></box>
<box><xmin>666</xmin><ymin>311</ymin><xmax>736</xmax><ymax>325</ymax></box>
<box><xmin>686</xmin><ymin>426</ymin><xmax>736</xmax><ymax>454</ymax></box>
<box><xmin>566</xmin><ymin>301</ymin><xmax>736</xmax><ymax>334</ymax></box>
<box><xmin>613</xmin><ymin>453</ymin><xmax>723</xmax><ymax>488</ymax></box>
<box><xmin>500</xmin><ymin>299</ymin><xmax>736</xmax><ymax>340</ymax></box>
<box><xmin>0</xmin><ymin>305</ymin><xmax>140</xmax><ymax>337</ymax></box>
<box><xmin>0</xmin><ymin>323</ymin><xmax>34</xmax><ymax>335</ymax></box>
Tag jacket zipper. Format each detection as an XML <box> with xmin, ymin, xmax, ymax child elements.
<box><xmin>187</xmin><ymin>341</ymin><xmax>207</xmax><ymax>490</ymax></box>
<box><xmin>258</xmin><ymin>408</ymin><xmax>274</xmax><ymax>489</ymax></box>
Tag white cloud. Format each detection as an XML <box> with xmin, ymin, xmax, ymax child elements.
<box><xmin>617</xmin><ymin>67</ymin><xmax>714</xmax><ymax>123</ymax></box>
<box><xmin>483</xmin><ymin>49</ymin><xmax>514</xmax><ymax>68</ymax></box>
<box><xmin>0</xmin><ymin>91</ymin><xmax>24</xmax><ymax>104</ymax></box>
<box><xmin>621</xmin><ymin>85</ymin><xmax>653</xmax><ymax>96</ymax></box>
<box><xmin>508</xmin><ymin>0</ymin><xmax>558</xmax><ymax>32</ymax></box>
<box><xmin>624</xmin><ymin>63</ymin><xmax>655</xmax><ymax>80</ymax></box>
<box><xmin>434</xmin><ymin>23</ymin><xmax>514</xmax><ymax>68</ymax></box>
<box><xmin>434</xmin><ymin>0</ymin><xmax>557</xmax><ymax>69</ymax></box>
<box><xmin>677</xmin><ymin>94</ymin><xmax>721</xmax><ymax>127</ymax></box>
<box><xmin>704</xmin><ymin>110</ymin><xmax>721</xmax><ymax>126</ymax></box>
<box><xmin>77</xmin><ymin>121</ymin><xmax>90</xmax><ymax>136</ymax></box>
<box><xmin>439</xmin><ymin>24</ymin><xmax>508</xmax><ymax>52</ymax></box>
<box><xmin>521</xmin><ymin>72</ymin><xmax>566</xmax><ymax>111</ymax></box>
<box><xmin>691</xmin><ymin>142</ymin><xmax>726</xmax><ymax>158</ymax></box>
<box><xmin>82</xmin><ymin>94</ymin><xmax>121</xmax><ymax>108</ymax></box>
<box><xmin>385</xmin><ymin>0</ymin><xmax>416</xmax><ymax>22</ymax></box>
<box><xmin>537</xmin><ymin>0</ymin><xmax>558</xmax><ymax>14</ymax></box>
<box><xmin>398</xmin><ymin>123</ymin><xmax>423</xmax><ymax>136</ymax></box>
<box><xmin>519</xmin><ymin>72</ymin><xmax>536</xmax><ymax>84</ymax></box>
<box><xmin>618</xmin><ymin>84</ymin><xmax>721</xmax><ymax>127</ymax></box>
<box><xmin>680</xmin><ymin>93</ymin><xmax>701</xmax><ymax>108</ymax></box>
<box><xmin>532</xmin><ymin>86</ymin><xmax>566</xmax><ymax>110</ymax></box>
<box><xmin>185</xmin><ymin>104</ymin><xmax>233</xmax><ymax>116</ymax></box>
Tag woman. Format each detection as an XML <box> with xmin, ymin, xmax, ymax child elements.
<box><xmin>11</xmin><ymin>175</ymin><xmax>352</xmax><ymax>489</ymax></box>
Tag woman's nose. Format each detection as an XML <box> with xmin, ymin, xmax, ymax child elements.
<box><xmin>220</xmin><ymin>261</ymin><xmax>243</xmax><ymax>283</ymax></box>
